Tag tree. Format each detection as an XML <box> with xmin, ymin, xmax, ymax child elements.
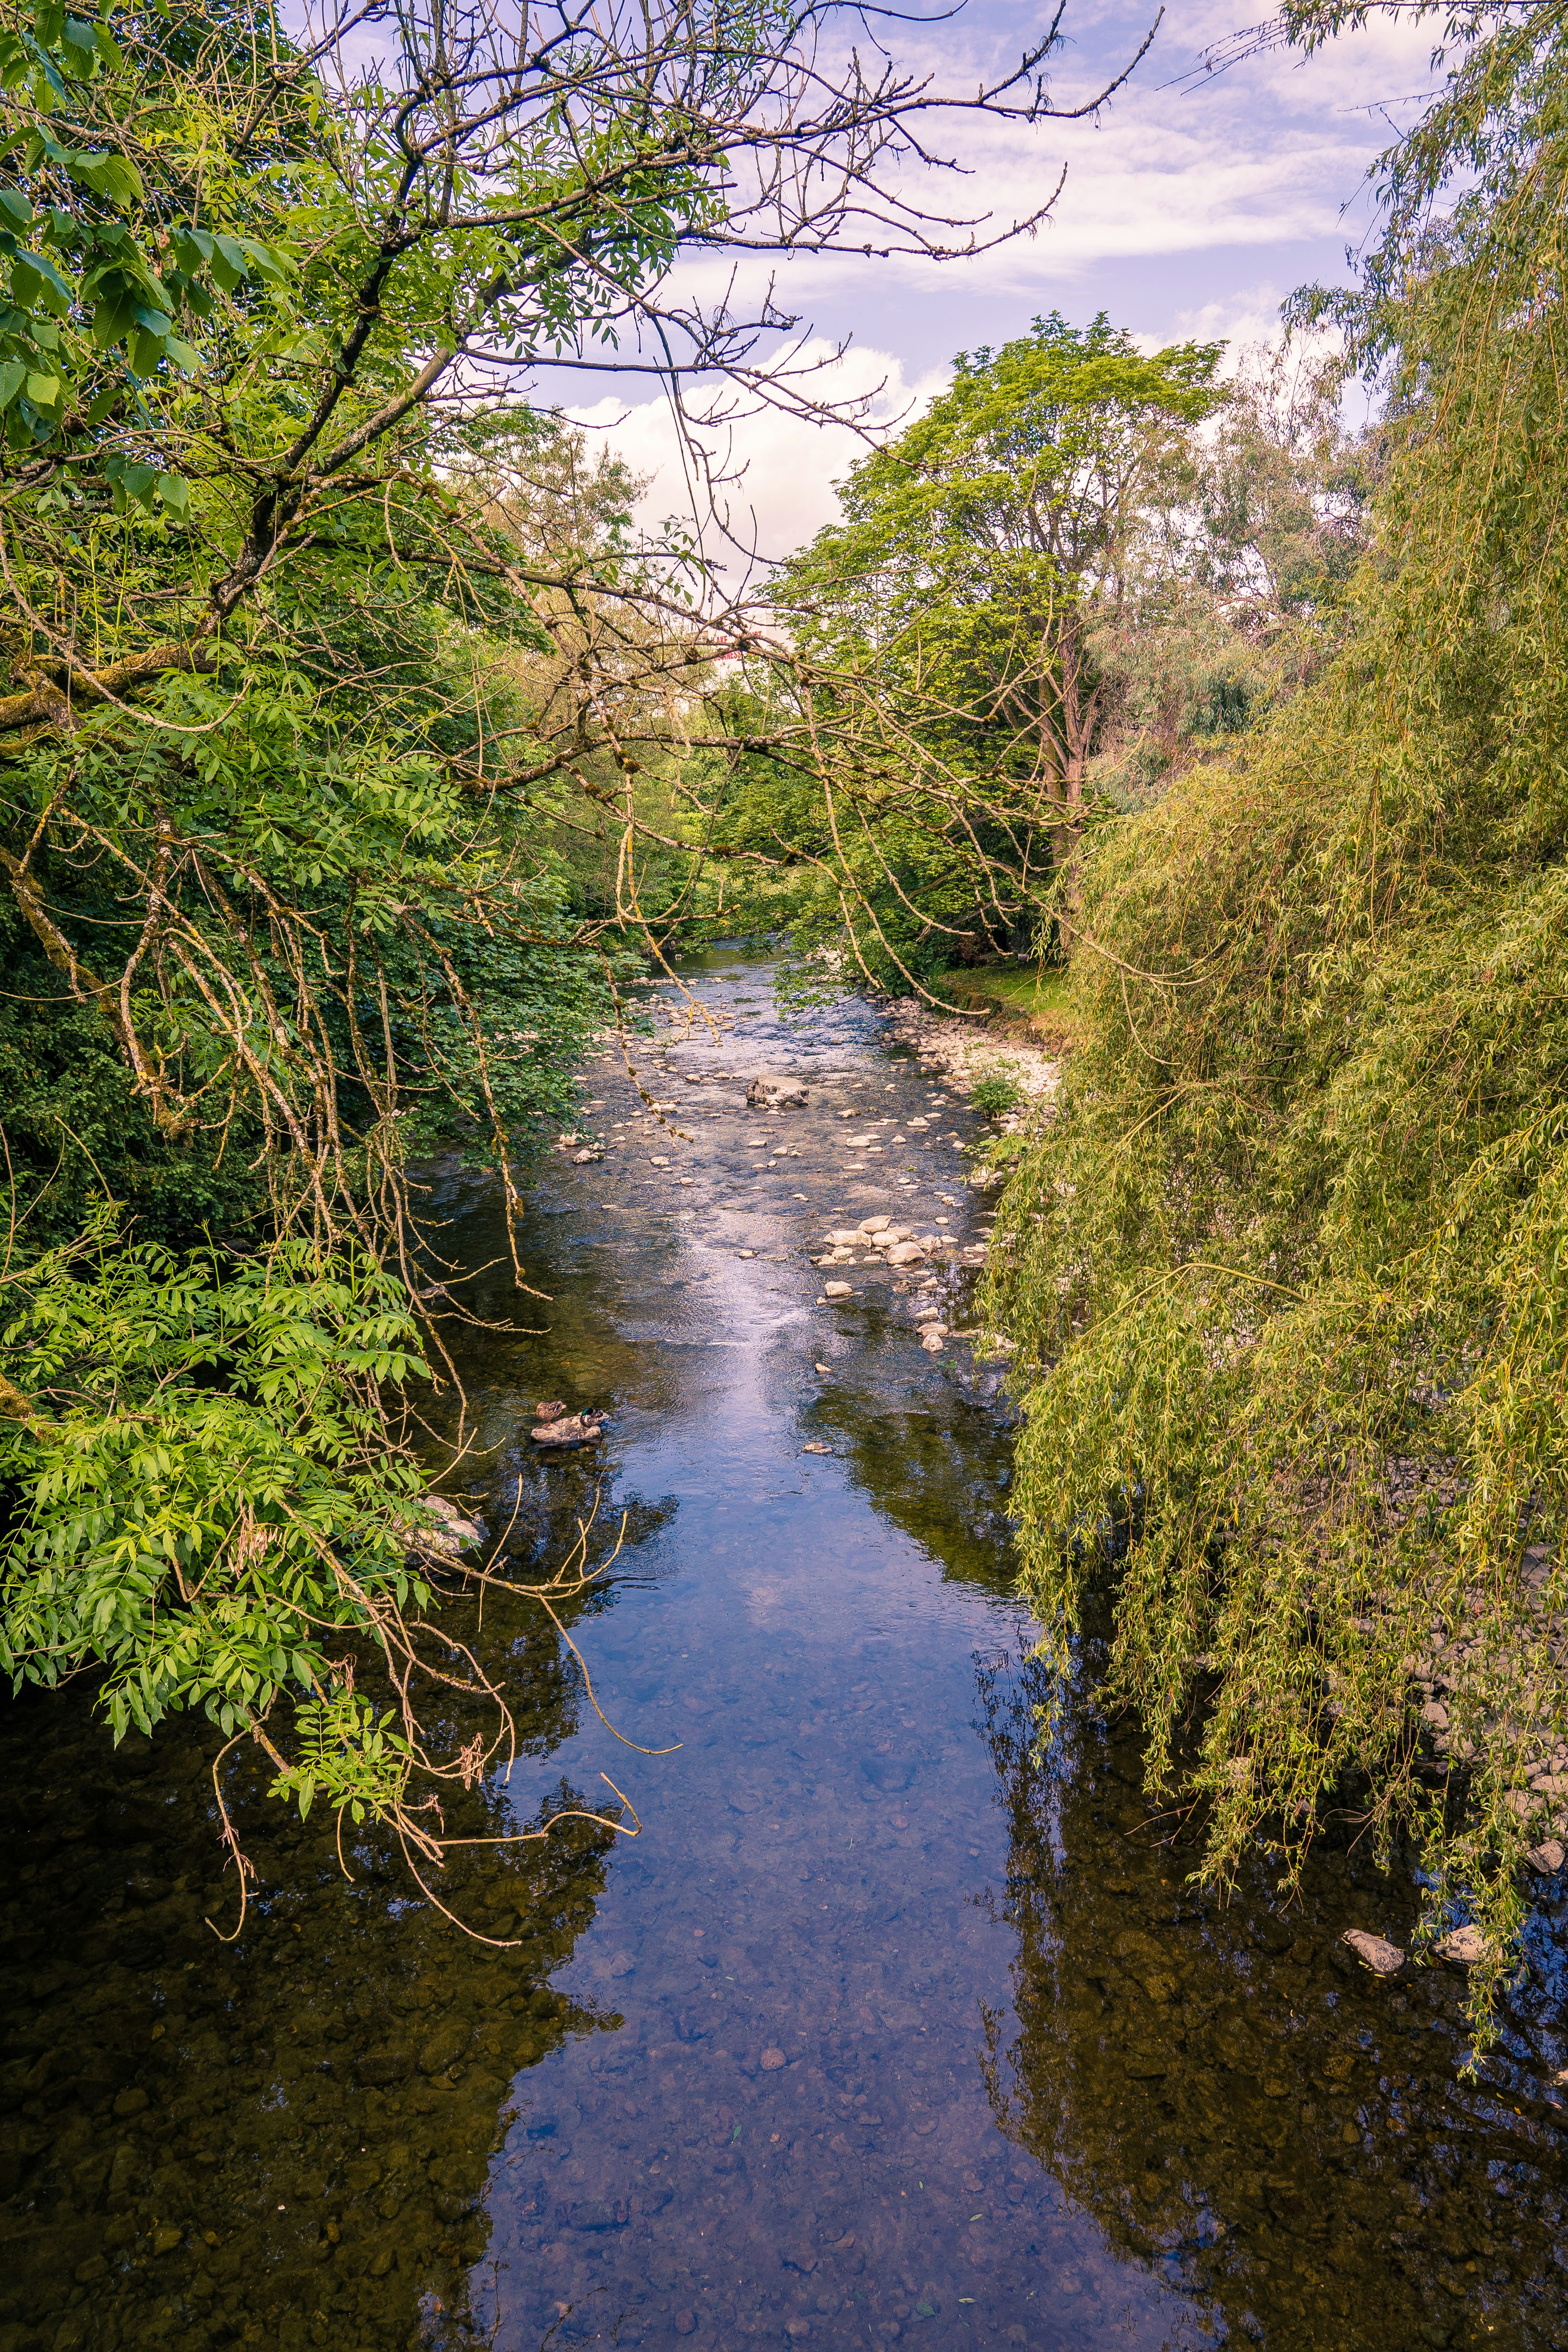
<box><xmin>1083</xmin><ymin>341</ymin><xmax>1373</xmax><ymax>807</ymax></box>
<box><xmin>0</xmin><ymin>0</ymin><xmax>1153</xmax><ymax>1879</ymax></box>
<box><xmin>777</xmin><ymin>313</ymin><xmax>1224</xmax><ymax>936</ymax></box>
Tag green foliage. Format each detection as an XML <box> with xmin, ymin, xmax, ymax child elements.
<box><xmin>725</xmin><ymin>319</ymin><xmax>1361</xmax><ymax>1001</ymax></box>
<box><xmin>969</xmin><ymin>1073</ymin><xmax>1024</xmax><ymax>1118</ymax></box>
<box><xmin>985</xmin><ymin>32</ymin><xmax>1568</xmax><ymax>2039</ymax></box>
<box><xmin>1</xmin><ymin>0</ymin><xmax>1121</xmax><ymax>1884</ymax></box>
<box><xmin>0</xmin><ymin>1209</ymin><xmax>430</xmax><ymax>1819</ymax></box>
<box><xmin>772</xmin><ymin>315</ymin><xmax>1224</xmax><ymax>947</ymax></box>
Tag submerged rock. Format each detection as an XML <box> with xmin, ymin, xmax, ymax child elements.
<box><xmin>747</xmin><ymin>1071</ymin><xmax>808</xmax><ymax>1107</ymax></box>
<box><xmin>406</xmin><ymin>1494</ymin><xmax>482</xmax><ymax>1555</ymax></box>
<box><xmin>1340</xmin><ymin>1929</ymin><xmax>1404</xmax><ymax>1975</ymax></box>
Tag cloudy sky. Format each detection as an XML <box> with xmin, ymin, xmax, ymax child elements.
<box><xmin>554</xmin><ymin>0</ymin><xmax>1438</xmax><ymax>568</ymax></box>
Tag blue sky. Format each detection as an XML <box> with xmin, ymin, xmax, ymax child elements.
<box><xmin>560</xmin><ymin>0</ymin><xmax>1438</xmax><ymax>564</ymax></box>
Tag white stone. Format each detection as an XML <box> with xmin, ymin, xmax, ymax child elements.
<box><xmin>823</xmin><ymin>1281</ymin><xmax>853</xmax><ymax>1299</ymax></box>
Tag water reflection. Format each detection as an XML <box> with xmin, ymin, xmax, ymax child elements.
<box><xmin>0</xmin><ymin>1556</ymin><xmax>634</xmax><ymax>2352</ymax></box>
<box><xmin>978</xmin><ymin>1649</ymin><xmax>1568</xmax><ymax>2350</ymax></box>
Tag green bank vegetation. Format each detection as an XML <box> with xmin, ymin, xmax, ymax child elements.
<box><xmin>975</xmin><ymin>0</ymin><xmax>1568</xmax><ymax>2036</ymax></box>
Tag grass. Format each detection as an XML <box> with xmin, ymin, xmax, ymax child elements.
<box><xmin>931</xmin><ymin>964</ymin><xmax>1078</xmax><ymax>1046</ymax></box>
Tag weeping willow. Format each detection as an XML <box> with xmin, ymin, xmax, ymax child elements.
<box><xmin>985</xmin><ymin>6</ymin><xmax>1568</xmax><ymax>2036</ymax></box>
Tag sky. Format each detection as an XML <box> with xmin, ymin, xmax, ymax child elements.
<box><xmin>549</xmin><ymin>0</ymin><xmax>1441</xmax><ymax>570</ymax></box>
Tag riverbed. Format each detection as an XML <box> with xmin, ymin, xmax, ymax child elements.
<box><xmin>2</xmin><ymin>952</ymin><xmax>1566</xmax><ymax>2352</ymax></box>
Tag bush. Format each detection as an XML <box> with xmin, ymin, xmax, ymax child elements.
<box><xmin>970</xmin><ymin>1073</ymin><xmax>1024</xmax><ymax>1118</ymax></box>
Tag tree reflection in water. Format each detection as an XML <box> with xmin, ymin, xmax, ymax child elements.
<box><xmin>976</xmin><ymin>1651</ymin><xmax>1568</xmax><ymax>2351</ymax></box>
<box><xmin>0</xmin><ymin>1512</ymin><xmax>645</xmax><ymax>2352</ymax></box>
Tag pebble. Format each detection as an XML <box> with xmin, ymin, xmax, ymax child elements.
<box><xmin>760</xmin><ymin>2048</ymin><xmax>786</xmax><ymax>2070</ymax></box>
<box><xmin>823</xmin><ymin>1282</ymin><xmax>852</xmax><ymax>1300</ymax></box>
<box><xmin>1528</xmin><ymin>1838</ymin><xmax>1566</xmax><ymax>1873</ymax></box>
<box><xmin>1435</xmin><ymin>1924</ymin><xmax>1488</xmax><ymax>1965</ymax></box>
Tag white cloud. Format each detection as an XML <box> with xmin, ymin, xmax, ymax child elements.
<box><xmin>566</xmin><ymin>340</ymin><xmax>949</xmax><ymax>578</ymax></box>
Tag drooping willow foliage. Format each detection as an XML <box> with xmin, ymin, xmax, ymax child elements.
<box><xmin>985</xmin><ymin>2</ymin><xmax>1568</xmax><ymax>2036</ymax></box>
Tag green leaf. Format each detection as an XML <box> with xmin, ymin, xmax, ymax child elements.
<box><xmin>11</xmin><ymin>247</ymin><xmax>72</xmax><ymax>313</ymax></box>
<box><xmin>59</xmin><ymin>16</ymin><xmax>96</xmax><ymax>74</ymax></box>
<box><xmin>91</xmin><ymin>287</ymin><xmax>138</xmax><ymax>347</ymax></box>
<box><xmin>0</xmin><ymin>357</ymin><xmax>24</xmax><ymax>410</ymax></box>
<box><xmin>206</xmin><ymin>236</ymin><xmax>245</xmax><ymax>294</ymax></box>
<box><xmin>69</xmin><ymin>147</ymin><xmax>141</xmax><ymax>206</ymax></box>
<box><xmin>236</xmin><ymin>235</ymin><xmax>289</xmax><ymax>283</ymax></box>
<box><xmin>24</xmin><ymin>370</ymin><xmax>59</xmax><ymax>407</ymax></box>
<box><xmin>0</xmin><ymin>186</ymin><xmax>33</xmax><ymax>233</ymax></box>
<box><xmin>116</xmin><ymin>459</ymin><xmax>157</xmax><ymax>509</ymax></box>
<box><xmin>154</xmin><ymin>470</ymin><xmax>188</xmax><ymax>516</ymax></box>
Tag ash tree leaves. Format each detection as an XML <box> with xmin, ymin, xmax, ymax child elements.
<box><xmin>0</xmin><ymin>1212</ymin><xmax>433</xmax><ymax>1818</ymax></box>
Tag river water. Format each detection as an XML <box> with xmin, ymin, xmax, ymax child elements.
<box><xmin>4</xmin><ymin>952</ymin><xmax>1568</xmax><ymax>2352</ymax></box>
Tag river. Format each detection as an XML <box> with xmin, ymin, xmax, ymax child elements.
<box><xmin>2</xmin><ymin>951</ymin><xmax>1566</xmax><ymax>2352</ymax></box>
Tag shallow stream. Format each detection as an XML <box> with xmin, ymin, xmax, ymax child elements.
<box><xmin>4</xmin><ymin>953</ymin><xmax>1568</xmax><ymax>2352</ymax></box>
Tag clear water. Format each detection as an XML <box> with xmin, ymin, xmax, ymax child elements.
<box><xmin>3</xmin><ymin>953</ymin><xmax>1567</xmax><ymax>2352</ymax></box>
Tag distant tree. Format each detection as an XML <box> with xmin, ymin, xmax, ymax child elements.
<box><xmin>777</xmin><ymin>314</ymin><xmax>1225</xmax><ymax>934</ymax></box>
<box><xmin>1085</xmin><ymin>342</ymin><xmax>1374</xmax><ymax>806</ymax></box>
